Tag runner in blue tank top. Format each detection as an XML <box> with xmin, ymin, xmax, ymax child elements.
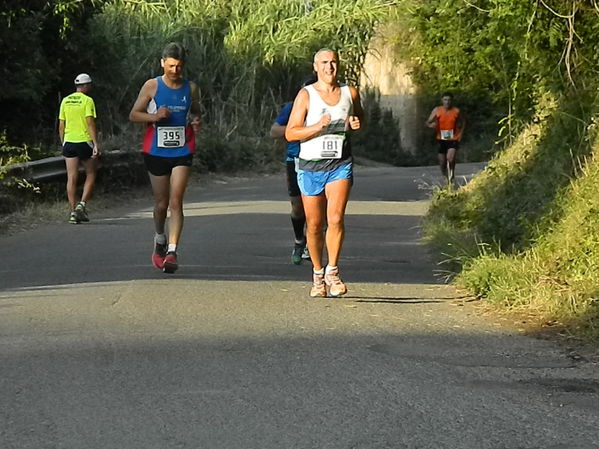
<box><xmin>142</xmin><ymin>76</ymin><xmax>195</xmax><ymax>158</ymax></box>
<box><xmin>130</xmin><ymin>42</ymin><xmax>202</xmax><ymax>273</ymax></box>
<box><xmin>270</xmin><ymin>75</ymin><xmax>317</xmax><ymax>265</ymax></box>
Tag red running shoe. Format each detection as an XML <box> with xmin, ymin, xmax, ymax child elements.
<box><xmin>152</xmin><ymin>240</ymin><xmax>167</xmax><ymax>269</ymax></box>
<box><xmin>163</xmin><ymin>251</ymin><xmax>178</xmax><ymax>274</ymax></box>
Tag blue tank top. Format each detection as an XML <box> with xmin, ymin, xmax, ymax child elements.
<box><xmin>274</xmin><ymin>102</ymin><xmax>300</xmax><ymax>161</ymax></box>
<box><xmin>142</xmin><ymin>76</ymin><xmax>195</xmax><ymax>157</ymax></box>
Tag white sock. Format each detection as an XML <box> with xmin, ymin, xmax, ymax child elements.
<box><xmin>313</xmin><ymin>268</ymin><xmax>324</xmax><ymax>275</ymax></box>
<box><xmin>79</xmin><ymin>201</ymin><xmax>86</xmax><ymax>206</ymax></box>
<box><xmin>325</xmin><ymin>265</ymin><xmax>338</xmax><ymax>274</ymax></box>
<box><xmin>154</xmin><ymin>233</ymin><xmax>166</xmax><ymax>244</ymax></box>
<box><xmin>167</xmin><ymin>244</ymin><xmax>177</xmax><ymax>253</ymax></box>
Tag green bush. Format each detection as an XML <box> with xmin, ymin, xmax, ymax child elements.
<box><xmin>352</xmin><ymin>88</ymin><xmax>418</xmax><ymax>166</ymax></box>
<box><xmin>416</xmin><ymin>0</ymin><xmax>599</xmax><ymax>337</ymax></box>
<box><xmin>1</xmin><ymin>0</ymin><xmax>395</xmax><ymax>169</ymax></box>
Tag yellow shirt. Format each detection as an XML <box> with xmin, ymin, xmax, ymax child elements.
<box><xmin>58</xmin><ymin>92</ymin><xmax>96</xmax><ymax>143</ymax></box>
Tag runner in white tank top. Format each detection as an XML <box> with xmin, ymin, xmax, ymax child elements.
<box><xmin>299</xmin><ymin>83</ymin><xmax>353</xmax><ymax>162</ymax></box>
<box><xmin>285</xmin><ymin>49</ymin><xmax>364</xmax><ymax>298</ymax></box>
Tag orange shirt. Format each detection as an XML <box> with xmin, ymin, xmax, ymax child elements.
<box><xmin>435</xmin><ymin>106</ymin><xmax>461</xmax><ymax>141</ymax></box>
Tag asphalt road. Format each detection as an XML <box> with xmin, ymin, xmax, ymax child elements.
<box><xmin>1</xmin><ymin>162</ymin><xmax>598</xmax><ymax>449</ymax></box>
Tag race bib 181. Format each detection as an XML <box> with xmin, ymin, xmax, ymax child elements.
<box><xmin>300</xmin><ymin>133</ymin><xmax>345</xmax><ymax>160</ymax></box>
<box><xmin>157</xmin><ymin>126</ymin><xmax>185</xmax><ymax>148</ymax></box>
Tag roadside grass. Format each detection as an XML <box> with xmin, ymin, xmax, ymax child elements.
<box><xmin>424</xmin><ymin>89</ymin><xmax>599</xmax><ymax>339</ymax></box>
<box><xmin>0</xmin><ymin>182</ymin><xmax>150</xmax><ymax>236</ymax></box>
<box><xmin>0</xmin><ymin>200</ymin><xmax>69</xmax><ymax>235</ymax></box>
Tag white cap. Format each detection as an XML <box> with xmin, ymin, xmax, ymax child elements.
<box><xmin>74</xmin><ymin>73</ymin><xmax>92</xmax><ymax>85</ymax></box>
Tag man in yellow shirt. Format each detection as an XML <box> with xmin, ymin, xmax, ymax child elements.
<box><xmin>58</xmin><ymin>73</ymin><xmax>100</xmax><ymax>224</ymax></box>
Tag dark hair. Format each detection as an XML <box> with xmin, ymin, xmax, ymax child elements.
<box><xmin>441</xmin><ymin>92</ymin><xmax>454</xmax><ymax>99</ymax></box>
<box><xmin>162</xmin><ymin>42</ymin><xmax>186</xmax><ymax>62</ymax></box>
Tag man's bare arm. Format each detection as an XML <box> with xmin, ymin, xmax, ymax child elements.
<box><xmin>58</xmin><ymin>120</ymin><xmax>65</xmax><ymax>144</ymax></box>
<box><xmin>425</xmin><ymin>107</ymin><xmax>438</xmax><ymax>128</ymax></box>
<box><xmin>190</xmin><ymin>82</ymin><xmax>201</xmax><ymax>116</ymax></box>
<box><xmin>86</xmin><ymin>116</ymin><xmax>100</xmax><ymax>157</ymax></box>
<box><xmin>129</xmin><ymin>79</ymin><xmax>169</xmax><ymax>123</ymax></box>
<box><xmin>189</xmin><ymin>82</ymin><xmax>201</xmax><ymax>133</ymax></box>
<box><xmin>285</xmin><ymin>89</ymin><xmax>330</xmax><ymax>142</ymax></box>
<box><xmin>348</xmin><ymin>86</ymin><xmax>363</xmax><ymax>130</ymax></box>
<box><xmin>270</xmin><ymin>123</ymin><xmax>286</xmax><ymax>139</ymax></box>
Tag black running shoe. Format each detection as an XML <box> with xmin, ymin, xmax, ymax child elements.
<box><xmin>75</xmin><ymin>202</ymin><xmax>89</xmax><ymax>222</ymax></box>
<box><xmin>291</xmin><ymin>243</ymin><xmax>305</xmax><ymax>265</ymax></box>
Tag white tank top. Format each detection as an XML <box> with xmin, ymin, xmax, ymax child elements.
<box><xmin>299</xmin><ymin>84</ymin><xmax>353</xmax><ymax>161</ymax></box>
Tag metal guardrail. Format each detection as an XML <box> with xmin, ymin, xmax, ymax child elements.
<box><xmin>2</xmin><ymin>156</ymin><xmax>67</xmax><ymax>182</ymax></box>
<box><xmin>1</xmin><ymin>150</ymin><xmax>133</xmax><ymax>183</ymax></box>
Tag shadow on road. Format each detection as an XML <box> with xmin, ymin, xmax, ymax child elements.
<box><xmin>1</xmin><ymin>328</ymin><xmax>597</xmax><ymax>449</ymax></box>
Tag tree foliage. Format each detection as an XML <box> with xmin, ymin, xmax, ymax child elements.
<box><xmin>86</xmin><ymin>0</ymin><xmax>392</xmax><ymax>129</ymax></box>
<box><xmin>416</xmin><ymin>1</ymin><xmax>599</xmax><ymax>336</ymax></box>
<box><xmin>395</xmin><ymin>0</ymin><xmax>599</xmax><ymax>144</ymax></box>
<box><xmin>0</xmin><ymin>0</ymin><xmax>106</xmax><ymax>147</ymax></box>
<box><xmin>0</xmin><ymin>0</ymin><xmax>394</xmax><ymax>172</ymax></box>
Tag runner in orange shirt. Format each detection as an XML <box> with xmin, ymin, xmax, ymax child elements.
<box><xmin>426</xmin><ymin>92</ymin><xmax>465</xmax><ymax>184</ymax></box>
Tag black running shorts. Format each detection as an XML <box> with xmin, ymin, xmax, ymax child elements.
<box><xmin>63</xmin><ymin>141</ymin><xmax>93</xmax><ymax>160</ymax></box>
<box><xmin>438</xmin><ymin>140</ymin><xmax>460</xmax><ymax>154</ymax></box>
<box><xmin>143</xmin><ymin>154</ymin><xmax>193</xmax><ymax>176</ymax></box>
<box><xmin>286</xmin><ymin>159</ymin><xmax>301</xmax><ymax>197</ymax></box>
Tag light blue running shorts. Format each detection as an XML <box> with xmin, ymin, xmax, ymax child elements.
<box><xmin>297</xmin><ymin>162</ymin><xmax>353</xmax><ymax>196</ymax></box>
